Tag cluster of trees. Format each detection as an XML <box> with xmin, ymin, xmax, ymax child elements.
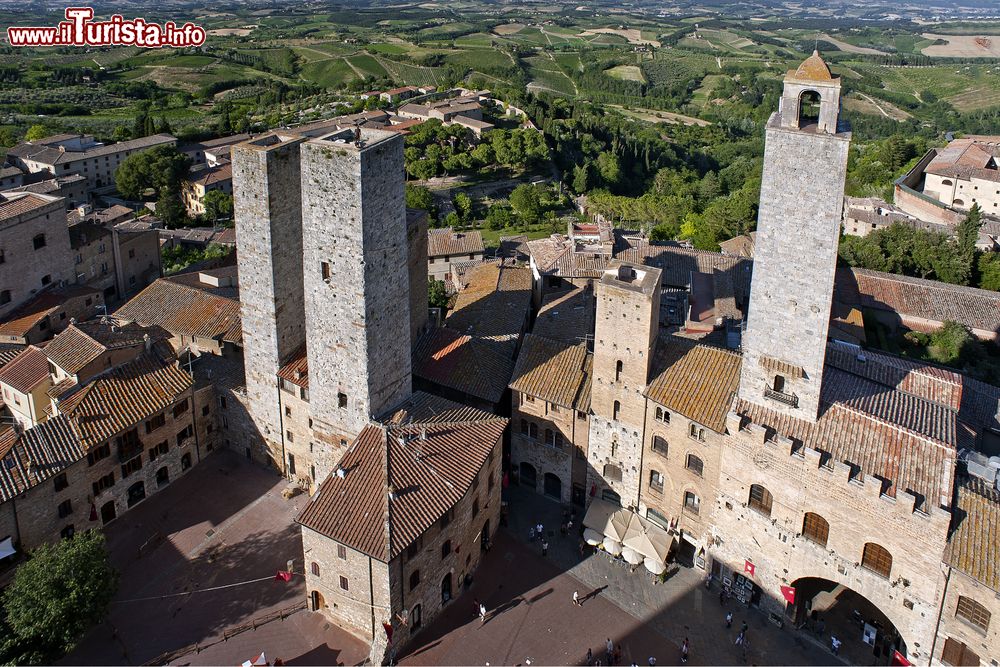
<box><xmin>115</xmin><ymin>145</ymin><xmax>192</xmax><ymax>227</ymax></box>
<box><xmin>162</xmin><ymin>242</ymin><xmax>232</xmax><ymax>275</ymax></box>
<box><xmin>845</xmin><ymin>134</ymin><xmax>928</xmax><ymax>199</ymax></box>
<box><xmin>1</xmin><ymin>531</ymin><xmax>117</xmax><ymax>665</ymax></box>
<box><xmin>404</xmin><ymin>120</ymin><xmax>549</xmax><ymax>180</ymax></box>
<box><xmin>839</xmin><ymin>206</ymin><xmax>998</xmax><ymax>291</ymax></box>
<box><xmin>896</xmin><ymin>320</ymin><xmax>1000</xmax><ymax>385</ymax></box>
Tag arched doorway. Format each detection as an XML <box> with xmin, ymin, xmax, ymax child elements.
<box><xmin>481</xmin><ymin>518</ymin><xmax>490</xmax><ymax>553</ymax></box>
<box><xmin>519</xmin><ymin>462</ymin><xmax>537</xmax><ymax>490</ymax></box>
<box><xmin>127</xmin><ymin>481</ymin><xmax>145</xmax><ymax>508</ymax></box>
<box><xmin>310</xmin><ymin>590</ymin><xmax>324</xmax><ymax>611</ymax></box>
<box><xmin>543</xmin><ymin>472</ymin><xmax>562</xmax><ymax>500</ymax></box>
<box><xmin>799</xmin><ymin>90</ymin><xmax>821</xmax><ymax>126</ymax></box>
<box><xmin>791</xmin><ymin>577</ymin><xmax>906</xmax><ymax>665</ymax></box>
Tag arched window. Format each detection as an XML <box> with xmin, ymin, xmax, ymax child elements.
<box><xmin>615</xmin><ymin>360</ymin><xmax>623</xmax><ymax>382</ymax></box>
<box><xmin>529</xmin><ymin>422</ymin><xmax>538</xmax><ymax>439</ymax></box>
<box><xmin>520</xmin><ymin>419</ymin><xmax>528</xmax><ymax>435</ymax></box>
<box><xmin>686</xmin><ymin>454</ymin><xmax>704</xmax><ymax>477</ymax></box>
<box><xmin>652</xmin><ymin>435</ymin><xmax>668</xmax><ymax>455</ymax></box>
<box><xmin>748</xmin><ymin>484</ymin><xmax>773</xmax><ymax>517</ymax></box>
<box><xmin>311</xmin><ymin>561</ymin><xmax>320</xmax><ymax>576</ymax></box>
<box><xmin>613</xmin><ymin>401</ymin><xmax>621</xmax><ymax>420</ymax></box>
<box><xmin>684</xmin><ymin>491</ymin><xmax>700</xmax><ymax>514</ymax></box>
<box><xmin>954</xmin><ymin>198</ymin><xmax>966</xmax><ymax>207</ymax></box>
<box><xmin>545</xmin><ymin>428</ymin><xmax>554</xmax><ymax>446</ymax></box>
<box><xmin>861</xmin><ymin>542</ymin><xmax>892</xmax><ymax>578</ymax></box>
<box><xmin>410</xmin><ymin>604</ymin><xmax>422</xmax><ymax>631</ymax></box>
<box><xmin>648</xmin><ymin>470</ymin><xmax>664</xmax><ymax>493</ymax></box>
<box><xmin>655</xmin><ymin>407</ymin><xmax>663</xmax><ymax>421</ymax></box>
<box><xmin>798</xmin><ymin>90</ymin><xmax>821</xmax><ymax>126</ymax></box>
<box><xmin>441</xmin><ymin>540</ymin><xmax>451</xmax><ymax>559</ymax></box>
<box><xmin>956</xmin><ymin>595</ymin><xmax>991</xmax><ymax>632</ymax></box>
<box><xmin>409</xmin><ymin>570</ymin><xmax>420</xmax><ymax>591</ymax></box>
<box><xmin>941</xmin><ymin>179</ymin><xmax>953</xmax><ymax>186</ymax></box>
<box><xmin>802</xmin><ymin>512</ymin><xmax>829</xmax><ymax>547</ymax></box>
<box><xmin>441</xmin><ymin>573</ymin><xmax>452</xmax><ymax>603</ymax></box>
<box><xmin>773</xmin><ymin>375</ymin><xmax>785</xmax><ymax>393</ymax></box>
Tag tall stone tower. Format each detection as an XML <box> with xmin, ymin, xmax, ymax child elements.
<box><xmin>738</xmin><ymin>51</ymin><xmax>850</xmax><ymax>422</ymax></box>
<box><xmin>300</xmin><ymin>128</ymin><xmax>412</xmax><ymax>441</ymax></box>
<box><xmin>588</xmin><ymin>261</ymin><xmax>661</xmax><ymax>508</ymax></box>
<box><xmin>232</xmin><ymin>133</ymin><xmax>308</xmax><ymax>456</ymax></box>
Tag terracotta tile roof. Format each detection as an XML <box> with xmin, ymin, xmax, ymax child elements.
<box><xmin>718</xmin><ymin>232</ymin><xmax>756</xmax><ymax>258</ymax></box>
<box><xmin>10</xmin><ymin>134</ymin><xmax>175</xmax><ymax>165</ymax></box>
<box><xmin>509</xmin><ymin>334</ymin><xmax>592</xmax><ymax>411</ymax></box>
<box><xmin>532</xmin><ymin>287</ymin><xmax>595</xmax><ymax>345</ymax></box>
<box><xmin>427</xmin><ymin>228</ymin><xmax>485</xmax><ymax>257</ymax></box>
<box><xmin>0</xmin><ymin>415</ymin><xmax>84</xmax><ymax>503</ymax></box>
<box><xmin>0</xmin><ymin>346</ymin><xmax>50</xmax><ymax>394</ymax></box>
<box><xmin>58</xmin><ymin>353</ymin><xmax>192</xmax><ymax>449</ymax></box>
<box><xmin>412</xmin><ymin>327</ymin><xmax>515</xmax><ymax>405</ymax></box>
<box><xmin>0</xmin><ymin>344</ymin><xmax>24</xmax><ymax>370</ymax></box>
<box><xmin>734</xmin><ymin>363</ymin><xmax>957</xmax><ymax>508</ymax></box>
<box><xmin>788</xmin><ymin>50</ymin><xmax>835</xmax><ymax>82</ymax></box>
<box><xmin>44</xmin><ymin>320</ymin><xmax>163</xmax><ymax>375</ymax></box>
<box><xmin>0</xmin><ymin>192</ymin><xmax>57</xmax><ymax>220</ymax></box>
<box><xmin>297</xmin><ymin>392</ymin><xmax>506</xmax><ymax>561</ymax></box>
<box><xmin>187</xmin><ymin>162</ymin><xmax>232</xmax><ymax>187</ymax></box>
<box><xmin>526</xmin><ymin>235</ymin><xmax>571</xmax><ymax>273</ymax></box>
<box><xmin>114</xmin><ymin>278</ymin><xmax>242</xmax><ymax>344</ymax></box>
<box><xmin>68</xmin><ymin>220</ymin><xmax>111</xmax><ymax>249</ymax></box>
<box><xmin>946</xmin><ymin>476</ymin><xmax>1000</xmax><ymax>589</ymax></box>
<box><xmin>446</xmin><ymin>262</ymin><xmax>531</xmax><ymax>347</ymax></box>
<box><xmin>836</xmin><ymin>267</ymin><xmax>1000</xmax><ymax>335</ymax></box>
<box><xmin>498</xmin><ymin>235</ymin><xmax>529</xmax><ymax>263</ymax></box>
<box><xmin>277</xmin><ymin>344</ymin><xmax>309</xmax><ymax>389</ymax></box>
<box><xmin>646</xmin><ymin>338</ymin><xmax>742</xmax><ymax>434</ymax></box>
<box><xmin>619</xmin><ymin>242</ymin><xmax>753</xmax><ymax>301</ymax></box>
<box><xmin>925</xmin><ymin>137</ymin><xmax>1000</xmax><ymax>184</ymax></box>
<box><xmin>0</xmin><ymin>285</ymin><xmax>100</xmax><ymax>338</ymax></box>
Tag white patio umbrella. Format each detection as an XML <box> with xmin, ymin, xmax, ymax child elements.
<box><xmin>603</xmin><ymin>539</ymin><xmax>623</xmax><ymax>556</ymax></box>
<box><xmin>644</xmin><ymin>557</ymin><xmax>666</xmax><ymax>575</ymax></box>
<box><xmin>622</xmin><ymin>513</ymin><xmax>673</xmax><ymax>562</ymax></box>
<box><xmin>584</xmin><ymin>528</ymin><xmax>604</xmax><ymax>545</ymax></box>
<box><xmin>621</xmin><ymin>547</ymin><xmax>644</xmax><ymax>565</ymax></box>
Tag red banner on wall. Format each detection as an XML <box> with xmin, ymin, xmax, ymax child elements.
<box><xmin>743</xmin><ymin>560</ymin><xmax>755</xmax><ymax>577</ymax></box>
<box><xmin>780</xmin><ymin>585</ymin><xmax>796</xmax><ymax>605</ymax></box>
<box><xmin>890</xmin><ymin>650</ymin><xmax>911</xmax><ymax>666</ymax></box>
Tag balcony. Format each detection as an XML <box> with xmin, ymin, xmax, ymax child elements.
<box><xmin>764</xmin><ymin>387</ymin><xmax>798</xmax><ymax>408</ymax></box>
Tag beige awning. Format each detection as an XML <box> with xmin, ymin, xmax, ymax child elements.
<box><xmin>622</xmin><ymin>513</ymin><xmax>673</xmax><ymax>562</ymax></box>
<box><xmin>583</xmin><ymin>498</ymin><xmax>631</xmax><ymax>542</ymax></box>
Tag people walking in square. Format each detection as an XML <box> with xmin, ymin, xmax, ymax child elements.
<box><xmin>536</xmin><ymin>522</ymin><xmax>544</xmax><ymax>539</ymax></box>
<box><xmin>831</xmin><ymin>635</ymin><xmax>841</xmax><ymax>656</ymax></box>
<box><xmin>681</xmin><ymin>638</ymin><xmax>689</xmax><ymax>664</ymax></box>
<box><xmin>586</xmin><ymin>648</ymin><xmax>593</xmax><ymax>665</ymax></box>
<box><xmin>606</xmin><ymin>638</ymin><xmax>614</xmax><ymax>663</ymax></box>
<box><xmin>726</xmin><ymin>611</ymin><xmax>733</xmax><ymax>628</ymax></box>
<box><xmin>541</xmin><ymin>539</ymin><xmax>549</xmax><ymax>556</ymax></box>
<box><xmin>614</xmin><ymin>644</ymin><xmax>622</xmax><ymax>665</ymax></box>
<box><xmin>573</xmin><ymin>590</ymin><xmax>581</xmax><ymax>606</ymax></box>
<box><xmin>735</xmin><ymin>630</ymin><xmax>745</xmax><ymax>646</ymax></box>
<box><xmin>647</xmin><ymin>656</ymin><xmax>656</xmax><ymax>666</ymax></box>
<box><xmin>479</xmin><ymin>602</ymin><xmax>487</xmax><ymax>624</ymax></box>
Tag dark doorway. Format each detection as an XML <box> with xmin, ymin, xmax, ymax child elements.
<box><xmin>156</xmin><ymin>466</ymin><xmax>169</xmax><ymax>487</ymax></box>
<box><xmin>519</xmin><ymin>462</ymin><xmax>537</xmax><ymax>490</ymax></box>
<box><xmin>572</xmin><ymin>484</ymin><xmax>586</xmax><ymax>507</ymax></box>
<box><xmin>543</xmin><ymin>472</ymin><xmax>562</xmax><ymax>500</ymax></box>
<box><xmin>481</xmin><ymin>519</ymin><xmax>490</xmax><ymax>553</ymax></box>
<box><xmin>441</xmin><ymin>573</ymin><xmax>452</xmax><ymax>604</ymax></box>
<box><xmin>100</xmin><ymin>500</ymin><xmax>117</xmax><ymax>525</ymax></box>
<box><xmin>311</xmin><ymin>590</ymin><xmax>323</xmax><ymax>612</ymax></box>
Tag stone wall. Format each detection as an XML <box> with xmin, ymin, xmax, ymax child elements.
<box><xmin>114</xmin><ymin>228</ymin><xmax>161</xmax><ymax>302</ymax></box>
<box><xmin>300</xmin><ymin>130</ymin><xmax>411</xmax><ymax>439</ymax></box>
<box><xmin>406</xmin><ymin>210</ymin><xmax>429</xmax><ymax>345</ymax></box>
<box><xmin>510</xmin><ymin>391</ymin><xmax>585</xmax><ymax>505</ymax></box>
<box><xmin>637</xmin><ymin>401</ymin><xmax>725</xmax><ymax>547</ymax></box>
<box><xmin>934</xmin><ymin>570</ymin><xmax>1000</xmax><ymax>666</ymax></box>
<box><xmin>738</xmin><ymin>117</ymin><xmax>849</xmax><ymax>421</ymax></box>
<box><xmin>232</xmin><ymin>135</ymin><xmax>307</xmax><ymax>462</ymax></box>
<box><xmin>710</xmin><ymin>415</ymin><xmax>950</xmax><ymax>663</ymax></box>
<box><xmin>0</xmin><ymin>196</ymin><xmax>75</xmax><ymax>319</ymax></box>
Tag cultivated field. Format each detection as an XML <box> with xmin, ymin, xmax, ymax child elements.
<box><xmin>920</xmin><ymin>34</ymin><xmax>1000</xmax><ymax>58</ymax></box>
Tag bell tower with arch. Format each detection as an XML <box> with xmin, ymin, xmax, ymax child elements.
<box><xmin>738</xmin><ymin>51</ymin><xmax>851</xmax><ymax>422</ymax></box>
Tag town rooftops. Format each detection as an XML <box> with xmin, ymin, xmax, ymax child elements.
<box><xmin>0</xmin><ymin>346</ymin><xmax>50</xmax><ymax>394</ymax></box>
<box><xmin>297</xmin><ymin>392</ymin><xmax>507</xmax><ymax>562</ymax></box>
<box><xmin>8</xmin><ymin>133</ymin><xmax>175</xmax><ymax>166</ymax></box>
<box><xmin>532</xmin><ymin>287</ymin><xmax>595</xmax><ymax>345</ymax></box>
<box><xmin>412</xmin><ymin>327</ymin><xmax>516</xmax><ymax>405</ymax></box>
<box><xmin>945</xmin><ymin>476</ymin><xmax>1000</xmax><ymax>590</ymax></box>
<box><xmin>646</xmin><ymin>338</ymin><xmax>743</xmax><ymax>434</ymax></box>
<box><xmin>0</xmin><ymin>415</ymin><xmax>83</xmax><ymax>503</ymax></box>
<box><xmin>509</xmin><ymin>334</ymin><xmax>592</xmax><ymax>411</ymax></box>
<box><xmin>114</xmin><ymin>276</ymin><xmax>242</xmax><ymax>345</ymax></box>
<box><xmin>43</xmin><ymin>320</ymin><xmax>165</xmax><ymax>376</ymax></box>
<box><xmin>3</xmin><ymin>173</ymin><xmax>86</xmax><ymax>197</ymax></box>
<box><xmin>277</xmin><ymin>343</ymin><xmax>309</xmax><ymax>389</ymax></box>
<box><xmin>186</xmin><ymin>162</ymin><xmax>233</xmax><ymax>187</ymax></box>
<box><xmin>57</xmin><ymin>352</ymin><xmax>192</xmax><ymax>448</ymax></box>
<box><xmin>446</xmin><ymin>261</ymin><xmax>532</xmax><ymax>347</ymax></box>
<box><xmin>427</xmin><ymin>227</ymin><xmax>484</xmax><ymax>257</ymax></box>
<box><xmin>0</xmin><ymin>192</ymin><xmax>61</xmax><ymax>221</ymax></box>
<box><xmin>0</xmin><ymin>284</ymin><xmax>101</xmax><ymax>339</ymax></box>
<box><xmin>836</xmin><ymin>267</ymin><xmax>1000</xmax><ymax>337</ymax></box>
<box><xmin>923</xmin><ymin>136</ymin><xmax>1000</xmax><ymax>184</ymax></box>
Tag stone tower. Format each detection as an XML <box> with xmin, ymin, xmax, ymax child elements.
<box><xmin>300</xmin><ymin>128</ymin><xmax>412</xmax><ymax>441</ymax></box>
<box><xmin>232</xmin><ymin>133</ymin><xmax>308</xmax><ymax>455</ymax></box>
<box><xmin>588</xmin><ymin>261</ymin><xmax>661</xmax><ymax>508</ymax></box>
<box><xmin>738</xmin><ymin>51</ymin><xmax>851</xmax><ymax>422</ymax></box>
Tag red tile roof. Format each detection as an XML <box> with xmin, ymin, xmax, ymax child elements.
<box><xmin>114</xmin><ymin>278</ymin><xmax>242</xmax><ymax>344</ymax></box>
<box><xmin>297</xmin><ymin>392</ymin><xmax>506</xmax><ymax>561</ymax></box>
<box><xmin>509</xmin><ymin>334</ymin><xmax>592</xmax><ymax>411</ymax></box>
<box><xmin>0</xmin><ymin>415</ymin><xmax>83</xmax><ymax>503</ymax></box>
<box><xmin>277</xmin><ymin>344</ymin><xmax>309</xmax><ymax>389</ymax></box>
<box><xmin>945</xmin><ymin>476</ymin><xmax>1000</xmax><ymax>589</ymax></box>
<box><xmin>427</xmin><ymin>228</ymin><xmax>485</xmax><ymax>257</ymax></box>
<box><xmin>0</xmin><ymin>346</ymin><xmax>49</xmax><ymax>394</ymax></box>
<box><xmin>412</xmin><ymin>327</ymin><xmax>515</xmax><ymax>405</ymax></box>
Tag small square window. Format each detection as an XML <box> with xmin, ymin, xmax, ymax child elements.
<box><xmin>338</xmin><ymin>392</ymin><xmax>347</xmax><ymax>408</ymax></box>
<box><xmin>338</xmin><ymin>545</ymin><xmax>347</xmax><ymax>560</ymax></box>
<box><xmin>339</xmin><ymin>576</ymin><xmax>349</xmax><ymax>591</ymax></box>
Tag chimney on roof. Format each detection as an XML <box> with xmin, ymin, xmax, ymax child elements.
<box><xmin>421</xmin><ymin>427</ymin><xmax>427</xmax><ymax>441</ymax></box>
